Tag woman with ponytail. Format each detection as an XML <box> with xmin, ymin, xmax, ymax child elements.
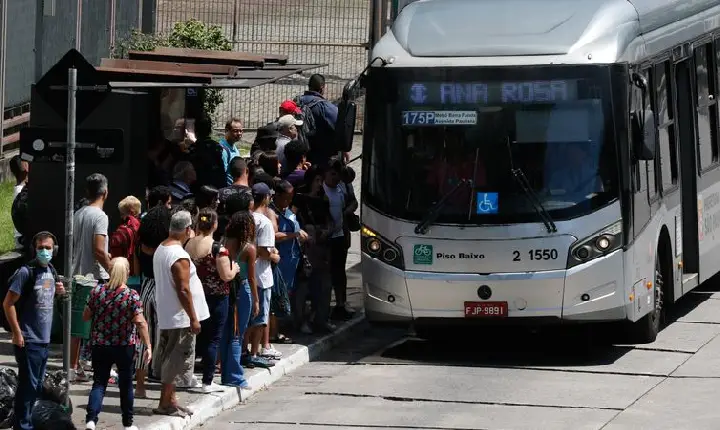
<box><xmin>184</xmin><ymin>208</ymin><xmax>239</xmax><ymax>392</ymax></box>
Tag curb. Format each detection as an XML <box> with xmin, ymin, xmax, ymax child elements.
<box><xmin>144</xmin><ymin>311</ymin><xmax>366</xmax><ymax>430</ymax></box>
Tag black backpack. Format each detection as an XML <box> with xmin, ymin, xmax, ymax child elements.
<box><xmin>293</xmin><ymin>95</ymin><xmax>324</xmax><ymax>141</ymax></box>
<box><xmin>11</xmin><ymin>185</ymin><xmax>28</xmax><ymax>239</ymax></box>
<box><xmin>190</xmin><ymin>138</ymin><xmax>232</xmax><ymax>189</ymax></box>
<box><xmin>0</xmin><ymin>261</ymin><xmax>58</xmax><ymax>332</ymax></box>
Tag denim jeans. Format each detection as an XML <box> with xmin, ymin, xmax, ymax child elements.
<box><xmin>219</xmin><ymin>279</ymin><xmax>252</xmax><ymax>386</ymax></box>
<box><xmin>198</xmin><ymin>294</ymin><xmax>229</xmax><ymax>385</ymax></box>
<box><xmin>14</xmin><ymin>342</ymin><xmax>49</xmax><ymax>430</ymax></box>
<box><xmin>85</xmin><ymin>345</ymin><xmax>135</xmax><ymax>427</ymax></box>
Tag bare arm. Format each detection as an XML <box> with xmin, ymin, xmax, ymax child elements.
<box><xmin>256</xmin><ymin>246</ymin><xmax>273</xmax><ymax>260</ymax></box>
<box><xmin>94</xmin><ymin>234</ymin><xmax>112</xmax><ymax>272</ymax></box>
<box><xmin>83</xmin><ymin>306</ymin><xmax>92</xmax><ymax>321</ymax></box>
<box><xmin>133</xmin><ymin>312</ymin><xmax>151</xmax><ymax>347</ymax></box>
<box><xmin>216</xmin><ymin>249</ymin><xmax>239</xmax><ymax>282</ymax></box>
<box><xmin>246</xmin><ymin>245</ymin><xmax>259</xmax><ymax>303</ymax></box>
<box><xmin>171</xmin><ymin>258</ymin><xmax>198</xmax><ymax>323</ymax></box>
<box><xmin>3</xmin><ymin>291</ymin><xmax>22</xmax><ymax>337</ymax></box>
<box><xmin>275</xmin><ymin>230</ymin><xmax>298</xmax><ymax>243</ymax></box>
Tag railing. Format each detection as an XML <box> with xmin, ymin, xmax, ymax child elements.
<box><xmin>0</xmin><ymin>107</ymin><xmax>30</xmax><ymax>157</ymax></box>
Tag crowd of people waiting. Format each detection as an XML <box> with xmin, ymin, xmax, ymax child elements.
<box><xmin>3</xmin><ymin>73</ymin><xmax>359</xmax><ymax>430</ymax></box>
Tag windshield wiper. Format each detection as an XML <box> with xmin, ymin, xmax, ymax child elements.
<box><xmin>505</xmin><ymin>138</ymin><xmax>557</xmax><ymax>234</ymax></box>
<box><xmin>415</xmin><ymin>179</ymin><xmax>472</xmax><ymax>235</ymax></box>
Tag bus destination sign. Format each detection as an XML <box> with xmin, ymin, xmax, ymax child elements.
<box><xmin>406</xmin><ymin>80</ymin><xmax>578</xmax><ymax>105</ymax></box>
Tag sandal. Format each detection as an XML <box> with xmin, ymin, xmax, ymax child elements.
<box><xmin>272</xmin><ymin>334</ymin><xmax>293</xmax><ymax>344</ymax></box>
<box><xmin>152</xmin><ymin>406</ymin><xmax>187</xmax><ymax>417</ymax></box>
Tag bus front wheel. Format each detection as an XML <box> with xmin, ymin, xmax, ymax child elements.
<box><xmin>631</xmin><ymin>250</ymin><xmax>666</xmax><ymax>343</ymax></box>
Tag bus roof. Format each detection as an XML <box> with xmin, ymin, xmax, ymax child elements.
<box><xmin>383</xmin><ymin>0</ymin><xmax>720</xmax><ymax>62</ymax></box>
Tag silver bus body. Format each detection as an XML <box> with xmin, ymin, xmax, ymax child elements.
<box><xmin>361</xmin><ymin>0</ymin><xmax>720</xmax><ymax>335</ymax></box>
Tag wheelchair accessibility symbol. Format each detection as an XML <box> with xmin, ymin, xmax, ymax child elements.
<box><xmin>476</xmin><ymin>192</ymin><xmax>499</xmax><ymax>214</ymax></box>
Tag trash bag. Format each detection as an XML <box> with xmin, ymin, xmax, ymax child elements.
<box><xmin>0</xmin><ymin>368</ymin><xmax>17</xmax><ymax>429</ymax></box>
<box><xmin>30</xmin><ymin>400</ymin><xmax>76</xmax><ymax>430</ymax></box>
<box><xmin>39</xmin><ymin>371</ymin><xmax>72</xmax><ymax>414</ymax></box>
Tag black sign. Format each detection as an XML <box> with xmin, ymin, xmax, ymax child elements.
<box><xmin>19</xmin><ymin>128</ymin><xmax>124</xmax><ymax>164</ymax></box>
<box><xmin>34</xmin><ymin>49</ymin><xmax>111</xmax><ymax>124</ymax></box>
<box><xmin>403</xmin><ymin>80</ymin><xmax>580</xmax><ymax>106</ymax></box>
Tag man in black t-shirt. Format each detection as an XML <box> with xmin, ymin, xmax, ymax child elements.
<box><xmin>216</xmin><ymin>157</ymin><xmax>252</xmax><ymax>240</ymax></box>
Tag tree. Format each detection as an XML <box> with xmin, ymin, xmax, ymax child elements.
<box><xmin>114</xmin><ymin>20</ymin><xmax>232</xmax><ymax>117</ymax></box>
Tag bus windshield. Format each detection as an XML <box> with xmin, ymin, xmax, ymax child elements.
<box><xmin>363</xmin><ymin>65</ymin><xmax>620</xmax><ymax>225</ymax></box>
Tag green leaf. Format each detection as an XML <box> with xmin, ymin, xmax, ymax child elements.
<box><xmin>112</xmin><ymin>20</ymin><xmax>233</xmax><ymax>117</ymax></box>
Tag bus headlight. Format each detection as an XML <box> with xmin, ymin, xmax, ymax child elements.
<box><xmin>567</xmin><ymin>221</ymin><xmax>622</xmax><ymax>269</ymax></box>
<box><xmin>361</xmin><ymin>225</ymin><xmax>404</xmax><ymax>270</ymax></box>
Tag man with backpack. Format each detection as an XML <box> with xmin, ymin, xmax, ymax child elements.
<box><xmin>2</xmin><ymin>231</ymin><xmax>65</xmax><ymax>430</ymax></box>
<box><xmin>297</xmin><ymin>74</ymin><xmax>340</xmax><ymax>166</ymax></box>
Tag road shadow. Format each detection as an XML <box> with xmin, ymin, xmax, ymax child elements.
<box><xmin>320</xmin><ymin>271</ymin><xmax>720</xmax><ymax>369</ymax></box>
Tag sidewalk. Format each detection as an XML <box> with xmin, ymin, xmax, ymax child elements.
<box><xmin>0</xmin><ymin>261</ymin><xmax>364</xmax><ymax>430</ymax></box>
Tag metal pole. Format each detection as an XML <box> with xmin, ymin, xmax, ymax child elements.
<box><xmin>109</xmin><ymin>0</ymin><xmax>117</xmax><ymax>53</ymax></box>
<box><xmin>0</xmin><ymin>0</ymin><xmax>8</xmax><ymax>159</ymax></box>
<box><xmin>62</xmin><ymin>68</ymin><xmax>77</xmax><ymax>382</ymax></box>
<box><xmin>75</xmin><ymin>0</ymin><xmax>82</xmax><ymax>50</ymax></box>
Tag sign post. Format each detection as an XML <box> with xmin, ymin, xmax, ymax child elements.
<box><xmin>62</xmin><ymin>68</ymin><xmax>77</xmax><ymax>380</ymax></box>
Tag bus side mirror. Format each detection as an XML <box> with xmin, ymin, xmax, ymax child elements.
<box><xmin>631</xmin><ymin>109</ymin><xmax>656</xmax><ymax>161</ymax></box>
<box><xmin>335</xmin><ymin>99</ymin><xmax>357</xmax><ymax>152</ymax></box>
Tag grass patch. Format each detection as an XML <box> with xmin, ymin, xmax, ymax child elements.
<box><xmin>0</xmin><ymin>181</ymin><xmax>14</xmax><ymax>254</ymax></box>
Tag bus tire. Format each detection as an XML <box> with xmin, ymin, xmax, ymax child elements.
<box><xmin>631</xmin><ymin>246</ymin><xmax>667</xmax><ymax>343</ymax></box>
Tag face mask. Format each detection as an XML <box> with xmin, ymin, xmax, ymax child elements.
<box><xmin>36</xmin><ymin>249</ymin><xmax>52</xmax><ymax>265</ymax></box>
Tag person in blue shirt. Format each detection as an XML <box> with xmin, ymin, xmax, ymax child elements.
<box><xmin>219</xmin><ymin>118</ymin><xmax>243</xmax><ymax>186</ymax></box>
<box><xmin>3</xmin><ymin>232</ymin><xmax>65</xmax><ymax>430</ymax></box>
<box><xmin>298</xmin><ymin>74</ymin><xmax>340</xmax><ymax>166</ymax></box>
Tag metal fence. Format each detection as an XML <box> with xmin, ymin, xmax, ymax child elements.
<box><xmin>0</xmin><ymin>0</ymin><xmax>143</xmax><ymax>131</ymax></box>
<box><xmin>155</xmin><ymin>0</ymin><xmax>371</xmax><ymax>130</ymax></box>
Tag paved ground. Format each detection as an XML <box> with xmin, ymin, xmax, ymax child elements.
<box><xmin>200</xmin><ymin>272</ymin><xmax>720</xmax><ymax>429</ymax></box>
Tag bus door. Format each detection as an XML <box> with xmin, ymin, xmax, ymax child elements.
<box><xmin>674</xmin><ymin>57</ymin><xmax>700</xmax><ymax>284</ymax></box>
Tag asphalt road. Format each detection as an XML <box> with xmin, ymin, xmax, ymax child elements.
<box><xmin>199</xmin><ymin>274</ymin><xmax>720</xmax><ymax>430</ymax></box>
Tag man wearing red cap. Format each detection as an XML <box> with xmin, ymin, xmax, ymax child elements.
<box><xmin>279</xmin><ymin>100</ymin><xmax>302</xmax><ymax>117</ymax></box>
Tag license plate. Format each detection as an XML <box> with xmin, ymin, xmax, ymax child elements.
<box><xmin>464</xmin><ymin>301</ymin><xmax>508</xmax><ymax>318</ymax></box>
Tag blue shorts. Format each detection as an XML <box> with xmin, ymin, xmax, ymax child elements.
<box><xmin>250</xmin><ymin>287</ymin><xmax>271</xmax><ymax>327</ymax></box>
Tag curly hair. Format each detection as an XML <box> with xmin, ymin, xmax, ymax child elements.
<box><xmin>138</xmin><ymin>205</ymin><xmax>172</xmax><ymax>248</ymax></box>
<box><xmin>225</xmin><ymin>210</ymin><xmax>255</xmax><ymax>246</ymax></box>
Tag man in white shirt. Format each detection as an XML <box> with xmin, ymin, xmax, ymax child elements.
<box><xmin>152</xmin><ymin>210</ymin><xmax>210</xmax><ymax>417</ymax></box>
<box><xmin>275</xmin><ymin>114</ymin><xmax>302</xmax><ymax>169</ymax></box>
<box><xmin>247</xmin><ymin>183</ymin><xmax>281</xmax><ymax>368</ymax></box>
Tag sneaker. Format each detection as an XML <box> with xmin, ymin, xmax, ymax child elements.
<box><xmin>260</xmin><ymin>346</ymin><xmax>282</xmax><ymax>360</ymax></box>
<box><xmin>124</xmin><ymin>426</ymin><xmax>139</xmax><ymax>430</ymax></box>
<box><xmin>331</xmin><ymin>306</ymin><xmax>355</xmax><ymax>321</ymax></box>
<box><xmin>241</xmin><ymin>354</ymin><xmax>255</xmax><ymax>368</ymax></box>
<box><xmin>79</xmin><ymin>359</ymin><xmax>93</xmax><ymax>371</ymax></box>
<box><xmin>248</xmin><ymin>355</ymin><xmax>275</xmax><ymax>368</ymax></box>
<box><xmin>85</xmin><ymin>422</ymin><xmax>96</xmax><ymax>430</ymax></box>
<box><xmin>313</xmin><ymin>322</ymin><xmax>337</xmax><ymax>334</ymax></box>
<box><xmin>300</xmin><ymin>322</ymin><xmax>313</xmax><ymax>334</ymax></box>
<box><xmin>201</xmin><ymin>382</ymin><xmax>225</xmax><ymax>393</ymax></box>
<box><xmin>70</xmin><ymin>368</ymin><xmax>90</xmax><ymax>383</ymax></box>
<box><xmin>177</xmin><ymin>375</ymin><xmax>202</xmax><ymax>389</ymax></box>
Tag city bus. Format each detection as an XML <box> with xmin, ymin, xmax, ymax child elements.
<box><xmin>356</xmin><ymin>0</ymin><xmax>720</xmax><ymax>342</ymax></box>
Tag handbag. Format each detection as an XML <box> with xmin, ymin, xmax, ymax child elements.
<box><xmin>270</xmin><ymin>265</ymin><xmax>291</xmax><ymax>318</ymax></box>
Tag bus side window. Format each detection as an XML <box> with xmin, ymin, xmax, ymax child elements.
<box><xmin>631</xmin><ymin>72</ymin><xmax>650</xmax><ymax>197</ymax></box>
